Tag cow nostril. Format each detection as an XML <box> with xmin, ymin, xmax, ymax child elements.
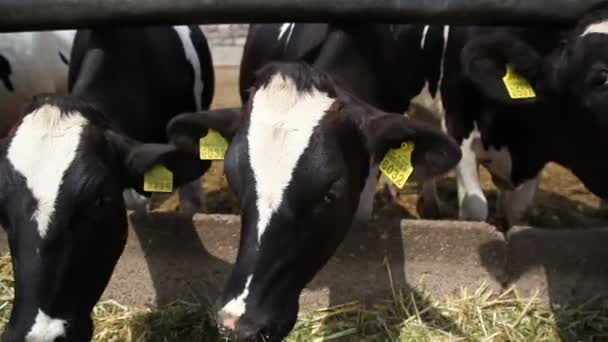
<box><xmin>217</xmin><ymin>324</ymin><xmax>232</xmax><ymax>336</ymax></box>
<box><xmin>258</xmin><ymin>328</ymin><xmax>272</xmax><ymax>341</ymax></box>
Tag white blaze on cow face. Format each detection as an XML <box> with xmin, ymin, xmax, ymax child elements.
<box><xmin>582</xmin><ymin>20</ymin><xmax>608</xmax><ymax>36</ymax></box>
<box><xmin>25</xmin><ymin>309</ymin><xmax>67</xmax><ymax>342</ymax></box>
<box><xmin>173</xmin><ymin>26</ymin><xmax>204</xmax><ymax>111</ymax></box>
<box><xmin>247</xmin><ymin>73</ymin><xmax>335</xmax><ymax>245</ymax></box>
<box><xmin>7</xmin><ymin>104</ymin><xmax>87</xmax><ymax>238</ymax></box>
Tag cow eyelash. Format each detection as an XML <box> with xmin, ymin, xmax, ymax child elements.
<box><xmin>323</xmin><ymin>191</ymin><xmax>338</xmax><ymax>204</ymax></box>
<box><xmin>589</xmin><ymin>70</ymin><xmax>608</xmax><ymax>88</ymax></box>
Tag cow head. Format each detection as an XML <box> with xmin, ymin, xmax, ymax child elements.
<box><xmin>460</xmin><ymin>5</ymin><xmax>608</xmax><ymax>198</ymax></box>
<box><xmin>547</xmin><ymin>2</ymin><xmax>608</xmax><ymax>132</ymax></box>
<box><xmin>0</xmin><ymin>94</ymin><xmax>207</xmax><ymax>342</ymax></box>
<box><xmin>168</xmin><ymin>62</ymin><xmax>461</xmax><ymax>341</ymax></box>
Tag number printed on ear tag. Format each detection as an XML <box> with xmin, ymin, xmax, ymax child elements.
<box><xmin>502</xmin><ymin>64</ymin><xmax>536</xmax><ymax>99</ymax></box>
<box><xmin>379</xmin><ymin>142</ymin><xmax>415</xmax><ymax>189</ymax></box>
<box><xmin>143</xmin><ymin>165</ymin><xmax>173</xmax><ymax>193</ymax></box>
<box><xmin>199</xmin><ymin>129</ymin><xmax>228</xmax><ymax>160</ymax></box>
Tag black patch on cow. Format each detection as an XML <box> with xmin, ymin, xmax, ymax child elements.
<box><xmin>188</xmin><ymin>25</ymin><xmax>215</xmax><ymax>111</ymax></box>
<box><xmin>0</xmin><ymin>55</ymin><xmax>15</xmax><ymax>92</ymax></box>
<box><xmin>421</xmin><ymin>26</ymin><xmax>446</xmax><ymax>97</ymax></box>
<box><xmin>253</xmin><ymin>62</ymin><xmax>338</xmax><ymax>99</ymax></box>
<box><xmin>23</xmin><ymin>93</ymin><xmax>111</xmax><ymax>129</ymax></box>
<box><xmin>59</xmin><ymin>51</ymin><xmax>69</xmax><ymax>66</ymax></box>
<box><xmin>573</xmin><ymin>1</ymin><xmax>608</xmax><ymax>35</ymax></box>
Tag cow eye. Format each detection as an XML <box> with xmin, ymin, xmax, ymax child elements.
<box><xmin>322</xmin><ymin>178</ymin><xmax>346</xmax><ymax>204</ymax></box>
<box><xmin>590</xmin><ymin>70</ymin><xmax>608</xmax><ymax>88</ymax></box>
<box><xmin>323</xmin><ymin>190</ymin><xmax>338</xmax><ymax>204</ymax></box>
<box><xmin>94</xmin><ymin>195</ymin><xmax>111</xmax><ymax>207</ymax></box>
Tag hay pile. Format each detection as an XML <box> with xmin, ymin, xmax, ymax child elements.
<box><xmin>0</xmin><ymin>255</ymin><xmax>605</xmax><ymax>341</ymax></box>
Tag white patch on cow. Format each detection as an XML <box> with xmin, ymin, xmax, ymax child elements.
<box><xmin>437</xmin><ymin>25</ymin><xmax>450</xmax><ymax>93</ymax></box>
<box><xmin>410</xmin><ymin>81</ymin><xmax>445</xmax><ymax>120</ymax></box>
<box><xmin>278</xmin><ymin>23</ymin><xmax>295</xmax><ymax>46</ymax></box>
<box><xmin>582</xmin><ymin>20</ymin><xmax>608</xmax><ymax>36</ymax></box>
<box><xmin>7</xmin><ymin>105</ymin><xmax>87</xmax><ymax>238</ymax></box>
<box><xmin>26</xmin><ymin>309</ymin><xmax>67</xmax><ymax>342</ymax></box>
<box><xmin>173</xmin><ymin>26</ymin><xmax>204</xmax><ymax>111</ymax></box>
<box><xmin>248</xmin><ymin>73</ymin><xmax>335</xmax><ymax>245</ymax></box>
<box><xmin>218</xmin><ymin>275</ymin><xmax>253</xmax><ymax>327</ymax></box>
<box><xmin>455</xmin><ymin>123</ymin><xmax>488</xmax><ymax>221</ymax></box>
<box><xmin>420</xmin><ymin>25</ymin><xmax>430</xmax><ymax>49</ymax></box>
<box><xmin>0</xmin><ymin>31</ymin><xmax>75</xmax><ymax>121</ymax></box>
<box><xmin>498</xmin><ymin>177</ymin><xmax>539</xmax><ymax>226</ymax></box>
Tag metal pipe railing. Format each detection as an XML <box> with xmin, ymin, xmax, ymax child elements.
<box><xmin>0</xmin><ymin>0</ymin><xmax>602</xmax><ymax>32</ymax></box>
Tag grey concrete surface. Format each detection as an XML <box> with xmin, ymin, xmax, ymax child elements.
<box><xmin>0</xmin><ymin>214</ymin><xmax>606</xmax><ymax>312</ymax></box>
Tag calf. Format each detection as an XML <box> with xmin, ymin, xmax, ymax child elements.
<box><xmin>458</xmin><ymin>2</ymin><xmax>608</xmax><ymax>206</ymax></box>
<box><xmin>238</xmin><ymin>23</ymin><xmax>577</xmax><ymax>227</ymax></box>
<box><xmin>0</xmin><ymin>25</ymin><xmax>212</xmax><ymax>342</ymax></box>
<box><xmin>0</xmin><ymin>30</ymin><xmax>75</xmax><ymax>137</ymax></box>
<box><xmin>69</xmin><ymin>26</ymin><xmax>215</xmax><ymax>214</ymax></box>
<box><xmin>168</xmin><ymin>62</ymin><xmax>461</xmax><ymax>341</ymax></box>
<box><xmin>430</xmin><ymin>26</ymin><xmax>567</xmax><ymax>226</ymax></box>
<box><xmin>239</xmin><ymin>23</ymin><xmax>451</xmax><ymax>224</ymax></box>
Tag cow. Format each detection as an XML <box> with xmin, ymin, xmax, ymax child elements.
<box><xmin>0</xmin><ymin>30</ymin><xmax>75</xmax><ymax>137</ymax></box>
<box><xmin>0</xmin><ymin>25</ymin><xmax>213</xmax><ymax>341</ymax></box>
<box><xmin>239</xmin><ymin>23</ymin><xmax>457</xmax><ymax>225</ymax></box>
<box><xmin>236</xmin><ymin>23</ymin><xmax>577</xmax><ymax>227</ymax></box>
<box><xmin>171</xmin><ymin>7</ymin><xmax>608</xmax><ymax>338</ymax></box>
<box><xmin>426</xmin><ymin>25</ymin><xmax>568</xmax><ymax>226</ymax></box>
<box><xmin>68</xmin><ymin>26</ymin><xmax>214</xmax><ymax>214</ymax></box>
<box><xmin>168</xmin><ymin>62</ymin><xmax>461</xmax><ymax>341</ymax></box>
<box><xmin>455</xmin><ymin>2</ymin><xmax>608</xmax><ymax>218</ymax></box>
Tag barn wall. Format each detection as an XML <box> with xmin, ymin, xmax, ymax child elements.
<box><xmin>202</xmin><ymin>24</ymin><xmax>249</xmax><ymax>66</ymax></box>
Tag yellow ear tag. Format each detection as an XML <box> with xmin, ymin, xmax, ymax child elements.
<box><xmin>379</xmin><ymin>142</ymin><xmax>415</xmax><ymax>189</ymax></box>
<box><xmin>143</xmin><ymin>165</ymin><xmax>173</xmax><ymax>193</ymax></box>
<box><xmin>502</xmin><ymin>64</ymin><xmax>536</xmax><ymax>99</ymax></box>
<box><xmin>199</xmin><ymin>129</ymin><xmax>228</xmax><ymax>160</ymax></box>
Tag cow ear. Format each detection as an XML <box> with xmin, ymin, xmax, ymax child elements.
<box><xmin>461</xmin><ymin>32</ymin><xmax>543</xmax><ymax>104</ymax></box>
<box><xmin>364</xmin><ymin>113</ymin><xmax>461</xmax><ymax>182</ymax></box>
<box><xmin>105</xmin><ymin>130</ymin><xmax>210</xmax><ymax>193</ymax></box>
<box><xmin>167</xmin><ymin>108</ymin><xmax>242</xmax><ymax>156</ymax></box>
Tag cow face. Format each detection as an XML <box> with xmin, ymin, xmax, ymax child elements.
<box><xmin>550</xmin><ymin>7</ymin><xmax>608</xmax><ymax>132</ymax></box>
<box><xmin>168</xmin><ymin>62</ymin><xmax>461</xmax><ymax>341</ymax></box>
<box><xmin>0</xmin><ymin>95</ymin><xmax>207</xmax><ymax>342</ymax></box>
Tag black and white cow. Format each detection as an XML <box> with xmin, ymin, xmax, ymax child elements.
<box><xmin>0</xmin><ymin>25</ymin><xmax>213</xmax><ymax>342</ymax></box>
<box><xmin>239</xmin><ymin>23</ymin><xmax>459</xmax><ymax>225</ymax></box>
<box><xmin>237</xmin><ymin>23</ymin><xmax>578</xmax><ymax>227</ymax></box>
<box><xmin>455</xmin><ymin>2</ymin><xmax>608</xmax><ymax>214</ymax></box>
<box><xmin>0</xmin><ymin>30</ymin><xmax>75</xmax><ymax>137</ymax></box>
<box><xmin>168</xmin><ymin>62</ymin><xmax>461</xmax><ymax>340</ymax></box>
<box><xmin>427</xmin><ymin>25</ymin><xmax>567</xmax><ymax>226</ymax></box>
<box><xmin>69</xmin><ymin>26</ymin><xmax>215</xmax><ymax>214</ymax></box>
<box><xmin>171</xmin><ymin>7</ymin><xmax>608</xmax><ymax>338</ymax></box>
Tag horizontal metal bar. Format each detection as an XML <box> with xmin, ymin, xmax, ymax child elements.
<box><xmin>0</xmin><ymin>0</ymin><xmax>602</xmax><ymax>32</ymax></box>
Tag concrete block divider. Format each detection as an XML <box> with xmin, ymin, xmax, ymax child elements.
<box><xmin>100</xmin><ymin>214</ymin><xmax>510</xmax><ymax>310</ymax></box>
<box><xmin>505</xmin><ymin>226</ymin><xmax>608</xmax><ymax>306</ymax></box>
<box><xmin>0</xmin><ymin>214</ymin><xmax>606</xmax><ymax>312</ymax></box>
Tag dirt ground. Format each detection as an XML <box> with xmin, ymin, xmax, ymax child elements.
<box><xmin>157</xmin><ymin>66</ymin><xmax>608</xmax><ymax>231</ymax></box>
